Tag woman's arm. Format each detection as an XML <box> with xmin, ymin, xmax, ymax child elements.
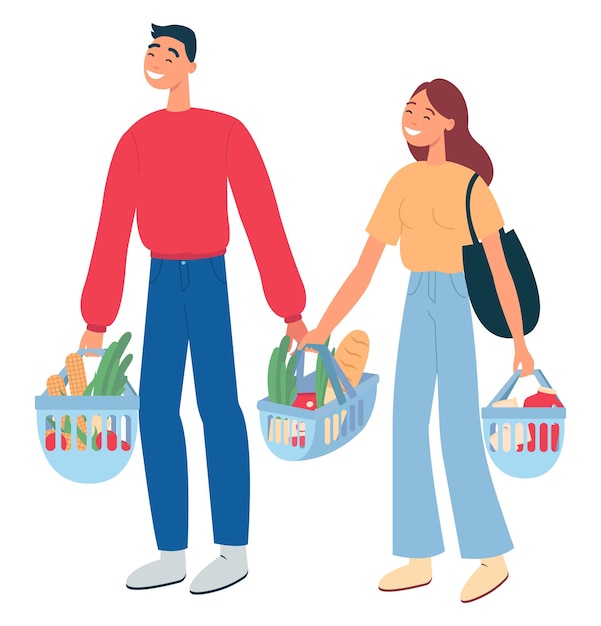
<box><xmin>481</xmin><ymin>230</ymin><xmax>534</xmax><ymax>376</ymax></box>
<box><xmin>299</xmin><ymin>235</ymin><xmax>386</xmax><ymax>347</ymax></box>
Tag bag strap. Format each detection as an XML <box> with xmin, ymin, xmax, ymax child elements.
<box><xmin>466</xmin><ymin>172</ymin><xmax>480</xmax><ymax>244</ymax></box>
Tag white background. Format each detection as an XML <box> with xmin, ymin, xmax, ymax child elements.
<box><xmin>2</xmin><ymin>1</ymin><xmax>599</xmax><ymax>623</ymax></box>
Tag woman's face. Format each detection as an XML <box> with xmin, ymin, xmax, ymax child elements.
<box><xmin>402</xmin><ymin>89</ymin><xmax>455</xmax><ymax>147</ymax></box>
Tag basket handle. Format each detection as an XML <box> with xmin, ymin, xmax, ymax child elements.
<box><xmin>42</xmin><ymin>347</ymin><xmax>137</xmax><ymax>398</ymax></box>
<box><xmin>296</xmin><ymin>344</ymin><xmax>357</xmax><ymax>406</ymax></box>
<box><xmin>78</xmin><ymin>348</ymin><xmax>106</xmax><ymax>357</ymax></box>
<box><xmin>53</xmin><ymin>348</ymin><xmax>106</xmax><ymax>379</ymax></box>
<box><xmin>489</xmin><ymin>368</ymin><xmax>553</xmax><ymax>405</ymax></box>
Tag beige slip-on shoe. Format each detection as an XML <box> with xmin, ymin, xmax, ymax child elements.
<box><xmin>460</xmin><ymin>555</ymin><xmax>508</xmax><ymax>603</ymax></box>
<box><xmin>378</xmin><ymin>557</ymin><xmax>432</xmax><ymax>592</ymax></box>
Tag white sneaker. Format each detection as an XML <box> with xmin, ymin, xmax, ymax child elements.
<box><xmin>126</xmin><ymin>550</ymin><xmax>186</xmax><ymax>590</ymax></box>
<box><xmin>189</xmin><ymin>545</ymin><xmax>248</xmax><ymax>594</ymax></box>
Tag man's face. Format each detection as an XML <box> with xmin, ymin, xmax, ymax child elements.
<box><xmin>144</xmin><ymin>36</ymin><xmax>196</xmax><ymax>90</ymax></box>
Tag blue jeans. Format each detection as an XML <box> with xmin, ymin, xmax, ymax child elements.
<box><xmin>392</xmin><ymin>271</ymin><xmax>513</xmax><ymax>559</ymax></box>
<box><xmin>138</xmin><ymin>256</ymin><xmax>250</xmax><ymax>550</ymax></box>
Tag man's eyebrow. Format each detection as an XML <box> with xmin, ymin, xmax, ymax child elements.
<box><xmin>168</xmin><ymin>47</ymin><xmax>180</xmax><ymax>57</ymax></box>
<box><xmin>148</xmin><ymin>43</ymin><xmax>160</xmax><ymax>50</ymax></box>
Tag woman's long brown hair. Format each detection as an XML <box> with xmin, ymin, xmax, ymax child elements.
<box><xmin>408</xmin><ymin>79</ymin><xmax>494</xmax><ymax>185</ymax></box>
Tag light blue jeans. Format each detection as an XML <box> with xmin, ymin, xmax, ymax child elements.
<box><xmin>392</xmin><ymin>271</ymin><xmax>513</xmax><ymax>559</ymax></box>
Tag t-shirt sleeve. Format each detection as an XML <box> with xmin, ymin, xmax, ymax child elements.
<box><xmin>365</xmin><ymin>170</ymin><xmax>404</xmax><ymax>245</ymax></box>
<box><xmin>470</xmin><ymin>176</ymin><xmax>505</xmax><ymax>240</ymax></box>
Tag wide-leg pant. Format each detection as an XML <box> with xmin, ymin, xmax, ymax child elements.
<box><xmin>138</xmin><ymin>256</ymin><xmax>250</xmax><ymax>551</ymax></box>
<box><xmin>392</xmin><ymin>271</ymin><xmax>513</xmax><ymax>559</ymax></box>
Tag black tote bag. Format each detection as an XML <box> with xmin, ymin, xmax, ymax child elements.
<box><xmin>462</xmin><ymin>173</ymin><xmax>540</xmax><ymax>338</ymax></box>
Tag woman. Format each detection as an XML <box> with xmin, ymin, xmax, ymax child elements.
<box><xmin>299</xmin><ymin>78</ymin><xmax>534</xmax><ymax>603</ymax></box>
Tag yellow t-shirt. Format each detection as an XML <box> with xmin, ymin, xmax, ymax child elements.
<box><xmin>366</xmin><ymin>161</ymin><xmax>504</xmax><ymax>273</ymax></box>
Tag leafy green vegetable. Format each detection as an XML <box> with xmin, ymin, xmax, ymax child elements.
<box><xmin>85</xmin><ymin>331</ymin><xmax>133</xmax><ymax>396</ymax></box>
<box><xmin>267</xmin><ymin>336</ymin><xmax>297</xmax><ymax>405</ymax></box>
<box><xmin>315</xmin><ymin>339</ymin><xmax>335</xmax><ymax>408</ymax></box>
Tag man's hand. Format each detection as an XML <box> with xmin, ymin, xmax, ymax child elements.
<box><xmin>80</xmin><ymin>329</ymin><xmax>104</xmax><ymax>356</ymax></box>
<box><xmin>286</xmin><ymin>319</ymin><xmax>308</xmax><ymax>353</ymax></box>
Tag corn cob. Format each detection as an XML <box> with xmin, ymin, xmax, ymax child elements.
<box><xmin>75</xmin><ymin>415</ymin><xmax>87</xmax><ymax>450</ymax></box>
<box><xmin>60</xmin><ymin>415</ymin><xmax>72</xmax><ymax>450</ymax></box>
<box><xmin>47</xmin><ymin>374</ymin><xmax>67</xmax><ymax>396</ymax></box>
<box><xmin>59</xmin><ymin>414</ymin><xmax>88</xmax><ymax>450</ymax></box>
<box><xmin>66</xmin><ymin>353</ymin><xmax>88</xmax><ymax>396</ymax></box>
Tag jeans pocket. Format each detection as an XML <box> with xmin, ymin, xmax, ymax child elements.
<box><xmin>149</xmin><ymin>258</ymin><xmax>163</xmax><ymax>285</ymax></box>
<box><xmin>406</xmin><ymin>272</ymin><xmax>423</xmax><ymax>296</ymax></box>
<box><xmin>210</xmin><ymin>256</ymin><xmax>227</xmax><ymax>285</ymax></box>
<box><xmin>449</xmin><ymin>272</ymin><xmax>468</xmax><ymax>298</ymax></box>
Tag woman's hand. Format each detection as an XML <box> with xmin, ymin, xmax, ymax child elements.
<box><xmin>298</xmin><ymin>327</ymin><xmax>330</xmax><ymax>351</ymax></box>
<box><xmin>514</xmin><ymin>339</ymin><xmax>534</xmax><ymax>377</ymax></box>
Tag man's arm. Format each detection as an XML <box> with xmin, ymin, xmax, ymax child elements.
<box><xmin>80</xmin><ymin>130</ymin><xmax>138</xmax><ymax>343</ymax></box>
<box><xmin>226</xmin><ymin>120</ymin><xmax>306</xmax><ymax>332</ymax></box>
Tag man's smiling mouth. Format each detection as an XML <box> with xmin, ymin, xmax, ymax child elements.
<box><xmin>146</xmin><ymin>70</ymin><xmax>165</xmax><ymax>80</ymax></box>
<box><xmin>404</xmin><ymin>127</ymin><xmax>421</xmax><ymax>136</ymax></box>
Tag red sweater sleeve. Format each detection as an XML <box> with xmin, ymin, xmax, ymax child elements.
<box><xmin>80</xmin><ymin>130</ymin><xmax>138</xmax><ymax>331</ymax></box>
<box><xmin>226</xmin><ymin>120</ymin><xmax>305</xmax><ymax>322</ymax></box>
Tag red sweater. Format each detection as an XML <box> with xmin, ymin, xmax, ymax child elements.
<box><xmin>81</xmin><ymin>108</ymin><xmax>306</xmax><ymax>331</ymax></box>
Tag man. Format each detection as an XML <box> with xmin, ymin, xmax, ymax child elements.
<box><xmin>79</xmin><ymin>23</ymin><xmax>307</xmax><ymax>594</ymax></box>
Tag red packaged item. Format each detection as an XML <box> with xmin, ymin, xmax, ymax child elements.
<box><xmin>292</xmin><ymin>392</ymin><xmax>317</xmax><ymax>410</ymax></box>
<box><xmin>299</xmin><ymin>423</ymin><xmax>306</xmax><ymax>448</ymax></box>
<box><xmin>523</xmin><ymin>387</ymin><xmax>563</xmax><ymax>408</ymax></box>
<box><xmin>523</xmin><ymin>387</ymin><xmax>562</xmax><ymax>452</ymax></box>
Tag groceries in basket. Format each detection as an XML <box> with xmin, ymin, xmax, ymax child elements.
<box><xmin>257</xmin><ymin>330</ymin><xmax>379</xmax><ymax>461</ymax></box>
<box><xmin>489</xmin><ymin>384</ymin><xmax>563</xmax><ymax>453</ymax></box>
<box><xmin>35</xmin><ymin>331</ymin><xmax>140</xmax><ymax>484</ymax></box>
<box><xmin>482</xmin><ymin>369</ymin><xmax>565</xmax><ymax>478</ymax></box>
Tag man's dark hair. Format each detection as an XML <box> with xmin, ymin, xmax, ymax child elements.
<box><xmin>150</xmin><ymin>23</ymin><xmax>197</xmax><ymax>62</ymax></box>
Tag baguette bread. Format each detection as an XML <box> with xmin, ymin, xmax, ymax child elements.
<box><xmin>324</xmin><ymin>330</ymin><xmax>369</xmax><ymax>404</ymax></box>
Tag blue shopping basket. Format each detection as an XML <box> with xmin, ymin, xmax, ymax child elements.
<box><xmin>35</xmin><ymin>349</ymin><xmax>139</xmax><ymax>484</ymax></box>
<box><xmin>482</xmin><ymin>369</ymin><xmax>565</xmax><ymax>478</ymax></box>
<box><xmin>257</xmin><ymin>344</ymin><xmax>378</xmax><ymax>461</ymax></box>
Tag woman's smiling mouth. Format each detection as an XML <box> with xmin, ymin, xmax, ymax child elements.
<box><xmin>404</xmin><ymin>127</ymin><xmax>421</xmax><ymax>136</ymax></box>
